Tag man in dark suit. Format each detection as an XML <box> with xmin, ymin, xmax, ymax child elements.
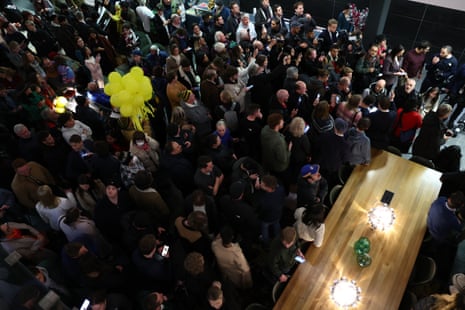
<box><xmin>313</xmin><ymin>118</ymin><xmax>350</xmax><ymax>188</ymax></box>
<box><xmin>318</xmin><ymin>18</ymin><xmax>346</xmax><ymax>54</ymax></box>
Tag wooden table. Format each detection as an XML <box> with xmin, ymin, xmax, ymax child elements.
<box><xmin>274</xmin><ymin>150</ymin><xmax>442</xmax><ymax>310</ymax></box>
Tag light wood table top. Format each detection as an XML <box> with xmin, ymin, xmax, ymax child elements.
<box><xmin>274</xmin><ymin>150</ymin><xmax>442</xmax><ymax>310</ymax></box>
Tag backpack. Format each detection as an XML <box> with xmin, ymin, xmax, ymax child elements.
<box><xmin>119</xmin><ymin>152</ymin><xmax>145</xmax><ymax>188</ymax></box>
<box><xmin>219</xmin><ymin>101</ymin><xmax>239</xmax><ymax>132</ymax></box>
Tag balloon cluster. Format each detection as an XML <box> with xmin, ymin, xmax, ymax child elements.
<box><xmin>104</xmin><ymin>67</ymin><xmax>154</xmax><ymax>130</ymax></box>
<box><xmin>348</xmin><ymin>3</ymin><xmax>369</xmax><ymax>32</ymax></box>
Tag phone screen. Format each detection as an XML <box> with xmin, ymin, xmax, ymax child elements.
<box><xmin>80</xmin><ymin>299</ymin><xmax>90</xmax><ymax>310</ymax></box>
<box><xmin>161</xmin><ymin>245</ymin><xmax>169</xmax><ymax>257</ymax></box>
<box><xmin>295</xmin><ymin>256</ymin><xmax>305</xmax><ymax>264</ymax></box>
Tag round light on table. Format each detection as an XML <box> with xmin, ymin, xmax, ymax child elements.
<box><xmin>330</xmin><ymin>277</ymin><xmax>361</xmax><ymax>308</ymax></box>
<box><xmin>368</xmin><ymin>204</ymin><xmax>396</xmax><ymax>231</ymax></box>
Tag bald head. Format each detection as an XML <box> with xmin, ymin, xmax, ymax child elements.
<box><xmin>295</xmin><ymin>81</ymin><xmax>307</xmax><ymax>95</ymax></box>
<box><xmin>276</xmin><ymin>89</ymin><xmax>289</xmax><ymax>103</ymax></box>
<box><xmin>377</xmin><ymin>79</ymin><xmax>386</xmax><ymax>87</ymax></box>
<box><xmin>404</xmin><ymin>78</ymin><xmax>416</xmax><ymax>94</ymax></box>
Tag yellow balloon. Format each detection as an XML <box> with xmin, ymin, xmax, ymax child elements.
<box><xmin>110</xmin><ymin>92</ymin><xmax>122</xmax><ymax>107</ymax></box>
<box><xmin>120</xmin><ymin>104</ymin><xmax>134</xmax><ymax>117</ymax></box>
<box><xmin>104</xmin><ymin>83</ymin><xmax>114</xmax><ymax>96</ymax></box>
<box><xmin>122</xmin><ymin>74</ymin><xmax>138</xmax><ymax>94</ymax></box>
<box><xmin>108</xmin><ymin>72</ymin><xmax>122</xmax><ymax>84</ymax></box>
<box><xmin>130</xmin><ymin>66</ymin><xmax>144</xmax><ymax>78</ymax></box>
<box><xmin>141</xmin><ymin>76</ymin><xmax>151</xmax><ymax>85</ymax></box>
<box><xmin>133</xmin><ymin>75</ymin><xmax>144</xmax><ymax>87</ymax></box>
<box><xmin>54</xmin><ymin>96</ymin><xmax>68</xmax><ymax>106</ymax></box>
<box><xmin>140</xmin><ymin>76</ymin><xmax>153</xmax><ymax>101</ymax></box>
<box><xmin>142</xmin><ymin>88</ymin><xmax>152</xmax><ymax>101</ymax></box>
<box><xmin>133</xmin><ymin>94</ymin><xmax>144</xmax><ymax>108</ymax></box>
<box><xmin>119</xmin><ymin>90</ymin><xmax>132</xmax><ymax>104</ymax></box>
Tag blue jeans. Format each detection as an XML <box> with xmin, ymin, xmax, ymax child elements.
<box><xmin>261</xmin><ymin>220</ymin><xmax>281</xmax><ymax>243</ymax></box>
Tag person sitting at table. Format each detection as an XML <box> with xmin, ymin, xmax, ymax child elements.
<box><xmin>296</xmin><ymin>164</ymin><xmax>328</xmax><ymax>208</ymax></box>
<box><xmin>294</xmin><ymin>203</ymin><xmax>326</xmax><ymax>248</ymax></box>
<box><xmin>427</xmin><ymin>191</ymin><xmax>465</xmax><ymax>245</ymax></box>
<box><xmin>266</xmin><ymin>226</ymin><xmax>304</xmax><ymax>284</ymax></box>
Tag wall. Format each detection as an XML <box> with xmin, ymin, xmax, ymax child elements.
<box><xmin>241</xmin><ymin>0</ymin><xmax>465</xmax><ymax>62</ymax></box>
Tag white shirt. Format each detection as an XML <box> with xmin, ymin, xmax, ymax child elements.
<box><xmin>62</xmin><ymin>120</ymin><xmax>93</xmax><ymax>144</ymax></box>
<box><xmin>136</xmin><ymin>5</ymin><xmax>155</xmax><ymax>33</ymax></box>
<box><xmin>294</xmin><ymin>207</ymin><xmax>325</xmax><ymax>247</ymax></box>
<box><xmin>36</xmin><ymin>192</ymin><xmax>76</xmax><ymax>231</ymax></box>
<box><xmin>236</xmin><ymin>22</ymin><xmax>257</xmax><ymax>43</ymax></box>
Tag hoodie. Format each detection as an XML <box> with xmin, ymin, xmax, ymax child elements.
<box><xmin>345</xmin><ymin>127</ymin><xmax>371</xmax><ymax>165</ymax></box>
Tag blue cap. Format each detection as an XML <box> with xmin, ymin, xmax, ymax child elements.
<box><xmin>300</xmin><ymin>164</ymin><xmax>320</xmax><ymax>177</ymax></box>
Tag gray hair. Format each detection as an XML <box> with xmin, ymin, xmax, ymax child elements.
<box><xmin>214</xmin><ymin>31</ymin><xmax>224</xmax><ymax>42</ymax></box>
<box><xmin>13</xmin><ymin>123</ymin><xmax>27</xmax><ymax>135</ymax></box>
<box><xmin>286</xmin><ymin>66</ymin><xmax>299</xmax><ymax>79</ymax></box>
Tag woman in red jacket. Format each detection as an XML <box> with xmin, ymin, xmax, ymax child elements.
<box><xmin>391</xmin><ymin>98</ymin><xmax>423</xmax><ymax>153</ymax></box>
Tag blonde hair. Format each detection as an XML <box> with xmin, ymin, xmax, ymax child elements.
<box><xmin>288</xmin><ymin>117</ymin><xmax>306</xmax><ymax>137</ymax></box>
<box><xmin>170</xmin><ymin>106</ymin><xmax>187</xmax><ymax>126</ymax></box>
<box><xmin>37</xmin><ymin>185</ymin><xmax>59</xmax><ymax>208</ymax></box>
<box><xmin>430</xmin><ymin>293</ymin><xmax>463</xmax><ymax>310</ymax></box>
<box><xmin>437</xmin><ymin>103</ymin><xmax>453</xmax><ymax>118</ymax></box>
<box><xmin>220</xmin><ymin>90</ymin><xmax>232</xmax><ymax>104</ymax></box>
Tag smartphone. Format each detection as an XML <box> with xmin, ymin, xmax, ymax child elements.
<box><xmin>80</xmin><ymin>299</ymin><xmax>90</xmax><ymax>310</ymax></box>
<box><xmin>246</xmin><ymin>85</ymin><xmax>254</xmax><ymax>90</ymax></box>
<box><xmin>304</xmin><ymin>125</ymin><xmax>310</xmax><ymax>134</ymax></box>
<box><xmin>381</xmin><ymin>190</ymin><xmax>394</xmax><ymax>205</ymax></box>
<box><xmin>161</xmin><ymin>245</ymin><xmax>169</xmax><ymax>257</ymax></box>
<box><xmin>295</xmin><ymin>256</ymin><xmax>305</xmax><ymax>264</ymax></box>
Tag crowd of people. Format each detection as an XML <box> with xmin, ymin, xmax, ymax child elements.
<box><xmin>1</xmin><ymin>0</ymin><xmax>465</xmax><ymax>309</ymax></box>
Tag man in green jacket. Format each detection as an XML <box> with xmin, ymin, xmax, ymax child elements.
<box><xmin>266</xmin><ymin>226</ymin><xmax>304</xmax><ymax>283</ymax></box>
<box><xmin>260</xmin><ymin>113</ymin><xmax>291</xmax><ymax>174</ymax></box>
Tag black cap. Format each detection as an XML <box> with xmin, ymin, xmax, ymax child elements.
<box><xmin>229</xmin><ymin>181</ymin><xmax>245</xmax><ymax>199</ymax></box>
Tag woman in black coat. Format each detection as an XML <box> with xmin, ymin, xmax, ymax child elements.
<box><xmin>412</xmin><ymin>103</ymin><xmax>452</xmax><ymax>161</ymax></box>
<box><xmin>287</xmin><ymin>117</ymin><xmax>311</xmax><ymax>186</ymax></box>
